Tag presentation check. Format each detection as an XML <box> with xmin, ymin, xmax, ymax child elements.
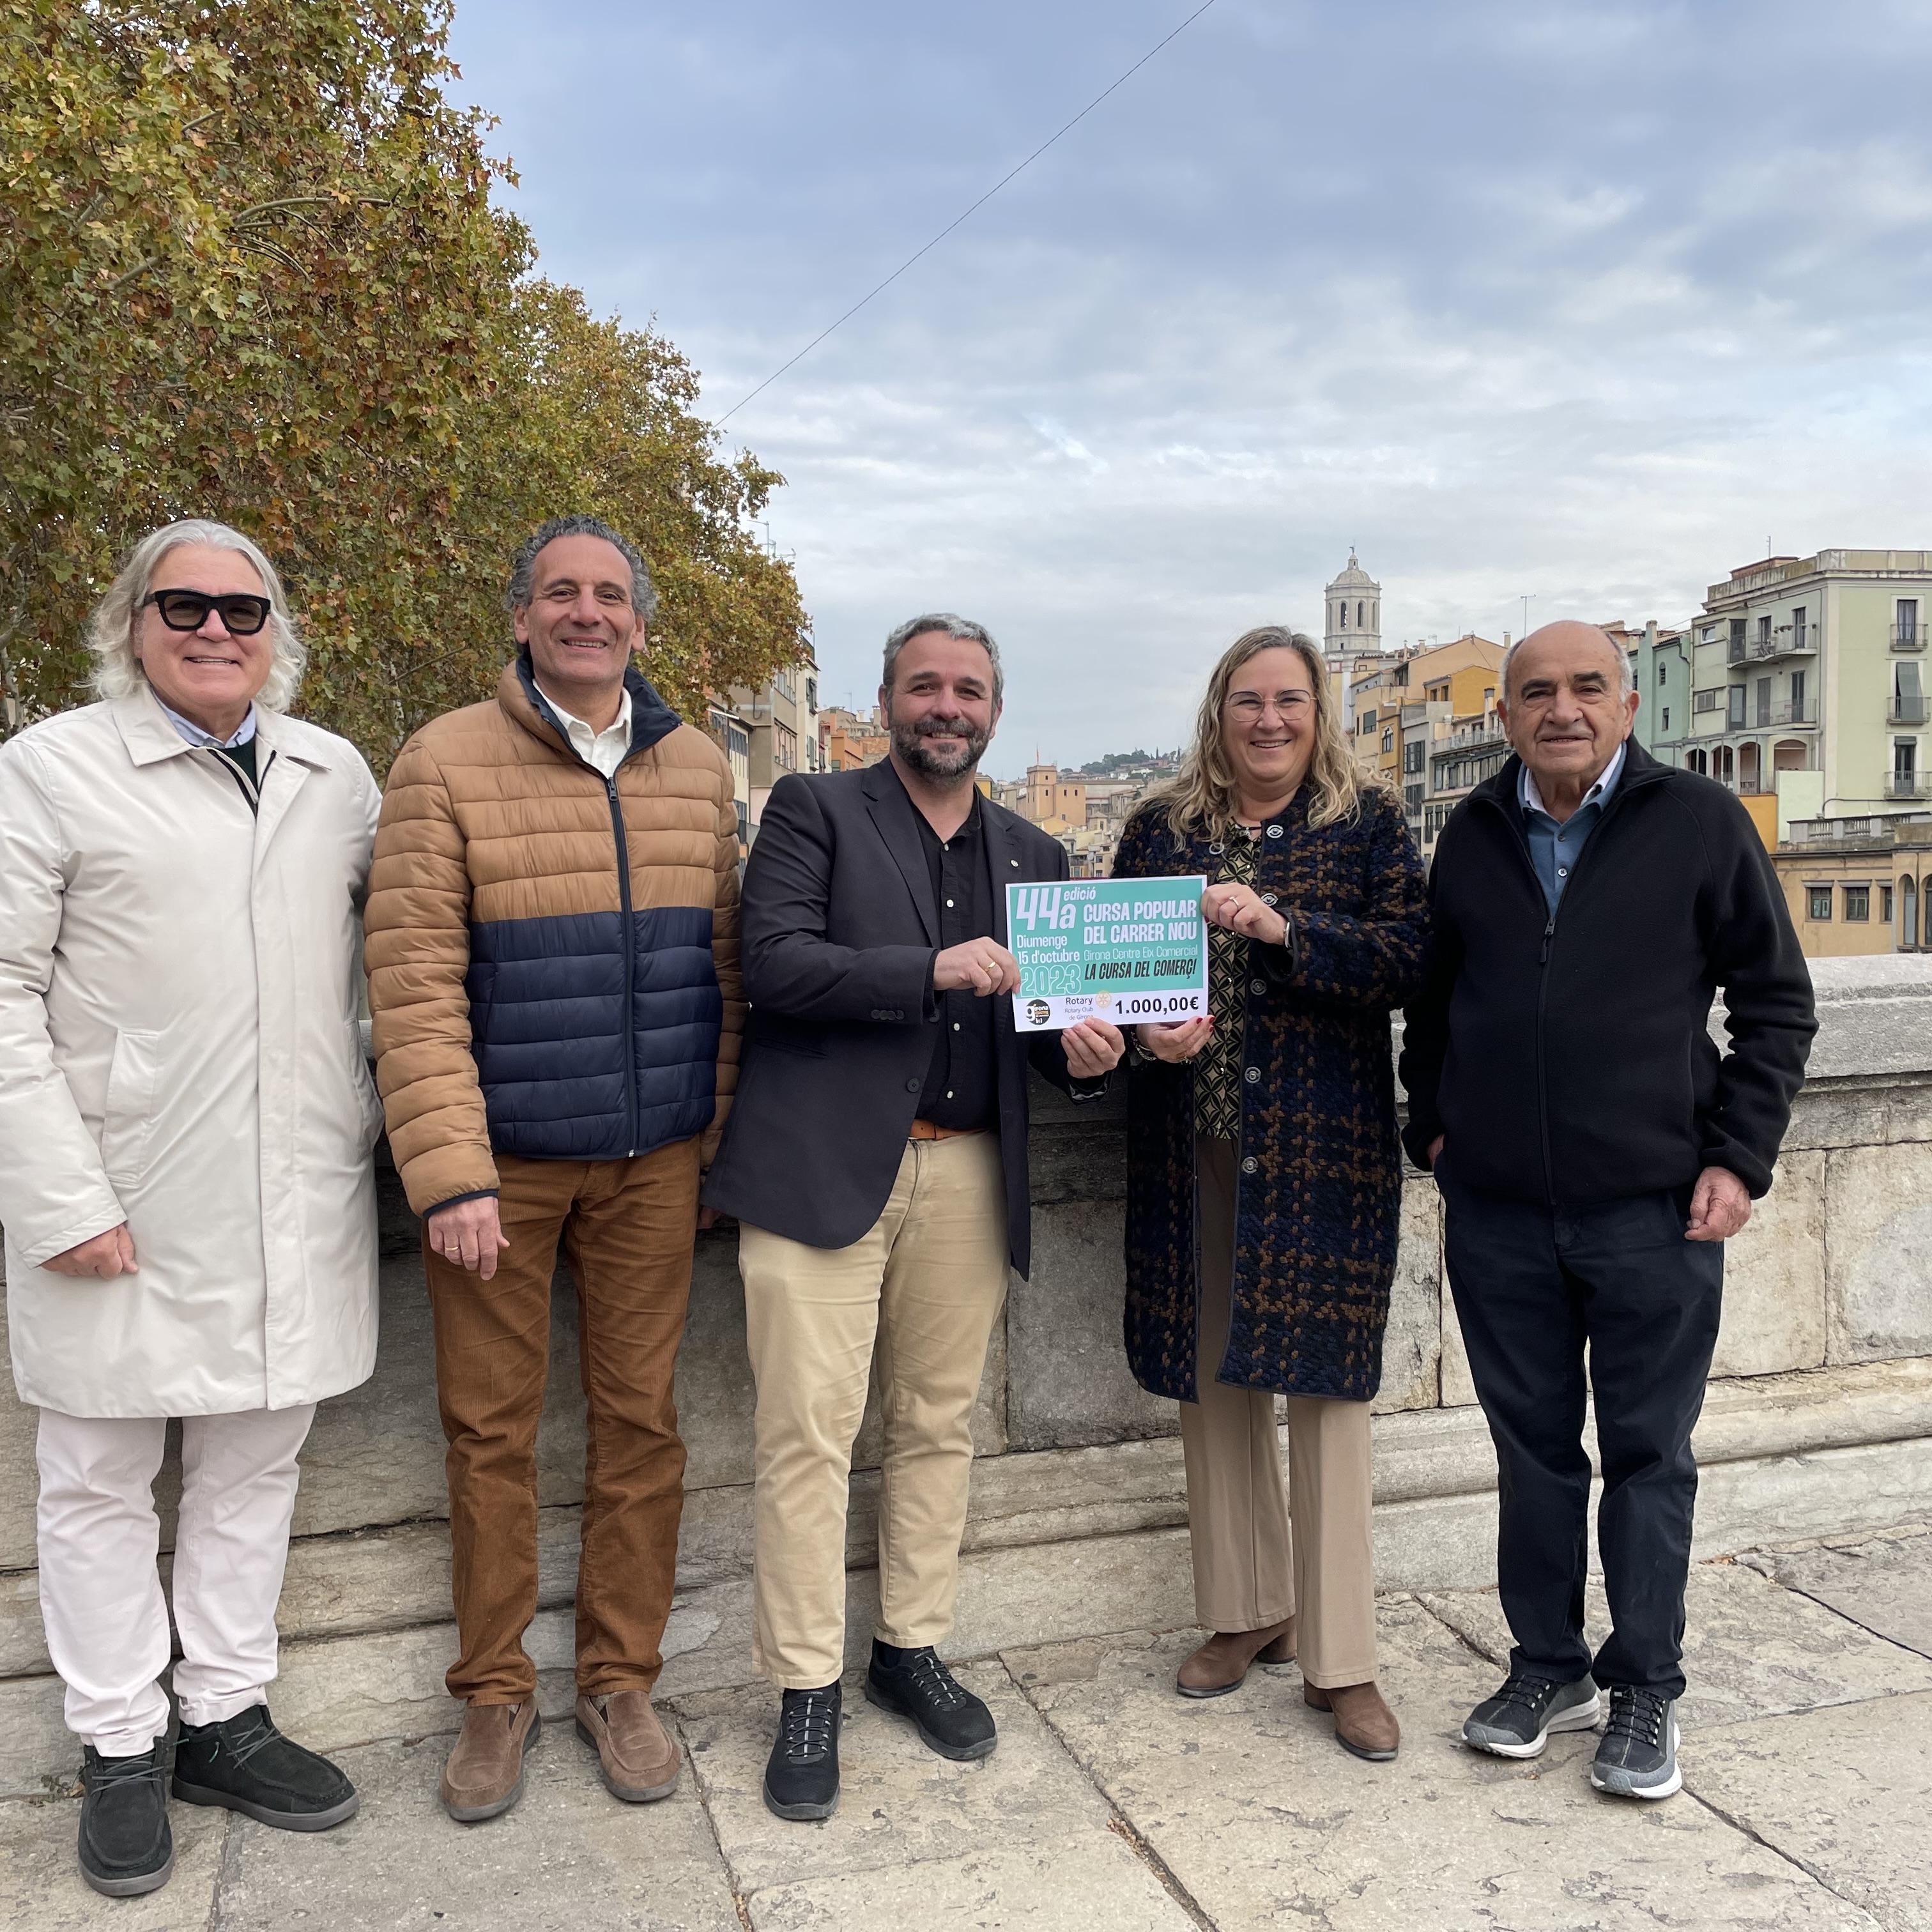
<box><xmin>1006</xmin><ymin>877</ymin><xmax>1209</xmax><ymax>1032</ymax></box>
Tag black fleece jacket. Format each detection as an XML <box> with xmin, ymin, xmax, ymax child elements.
<box><xmin>1399</xmin><ymin>741</ymin><xmax>1816</xmax><ymax>1204</ymax></box>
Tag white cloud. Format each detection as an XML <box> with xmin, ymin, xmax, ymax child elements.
<box><xmin>449</xmin><ymin>0</ymin><xmax>1932</xmax><ymax>770</ymax></box>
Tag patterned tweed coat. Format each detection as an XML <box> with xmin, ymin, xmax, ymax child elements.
<box><xmin>1114</xmin><ymin>785</ymin><xmax>1427</xmax><ymax>1404</ymax></box>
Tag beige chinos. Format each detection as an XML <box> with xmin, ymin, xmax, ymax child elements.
<box><xmin>740</xmin><ymin>1130</ymin><xmax>1009</xmax><ymax>1690</ymax></box>
<box><xmin>1179</xmin><ymin>1135</ymin><xmax>1378</xmax><ymax>1689</ymax></box>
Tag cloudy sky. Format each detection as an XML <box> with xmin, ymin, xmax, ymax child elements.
<box><xmin>448</xmin><ymin>0</ymin><xmax>1932</xmax><ymax>773</ymax></box>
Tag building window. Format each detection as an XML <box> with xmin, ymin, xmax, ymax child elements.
<box><xmin>805</xmin><ymin>676</ymin><xmax>818</xmax><ymax>712</ymax></box>
<box><xmin>1695</xmin><ymin>689</ymin><xmax>1719</xmax><ymax>712</ymax></box>
<box><xmin>1898</xmin><ymin>599</ymin><xmax>1920</xmax><ymax>648</ymax></box>
<box><xmin>1381</xmin><ymin>727</ymin><xmax>1394</xmax><ymax>754</ymax></box>
<box><xmin>1792</xmin><ymin>608</ymin><xmax>1806</xmax><ymax>650</ymax></box>
<box><xmin>776</xmin><ymin>723</ymin><xmax>798</xmax><ymax>772</ymax></box>
<box><xmin>1728</xmin><ymin>687</ymin><xmax>1746</xmax><ymax>728</ymax></box>
<box><xmin>1660</xmin><ymin>707</ymin><xmax>1670</xmax><ymax>732</ymax></box>
<box><xmin>1808</xmin><ymin>886</ymin><xmax>1834</xmax><ymax>921</ymax></box>
<box><xmin>1338</xmin><ymin>601</ymin><xmax>1348</xmax><ymax>630</ymax></box>
<box><xmin>1882</xmin><ymin>885</ymin><xmax>1894</xmax><ymax>924</ymax></box>
<box><xmin>1844</xmin><ymin>885</ymin><xmax>1871</xmax><ymax>921</ymax></box>
<box><xmin>1657</xmin><ymin>664</ymin><xmax>1667</xmax><ymax>687</ymax></box>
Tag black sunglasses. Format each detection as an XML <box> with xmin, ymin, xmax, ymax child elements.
<box><xmin>141</xmin><ymin>588</ymin><xmax>272</xmax><ymax>636</ymax></box>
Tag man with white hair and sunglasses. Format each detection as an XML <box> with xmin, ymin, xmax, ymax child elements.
<box><xmin>0</xmin><ymin>520</ymin><xmax>381</xmax><ymax>1896</ymax></box>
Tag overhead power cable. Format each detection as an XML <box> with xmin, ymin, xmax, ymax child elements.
<box><xmin>714</xmin><ymin>0</ymin><xmax>1220</xmax><ymax>427</ymax></box>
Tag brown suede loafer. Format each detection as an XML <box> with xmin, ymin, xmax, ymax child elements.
<box><xmin>1175</xmin><ymin>1617</ymin><xmax>1298</xmax><ymax>1699</ymax></box>
<box><xmin>576</xmin><ymin>1691</ymin><xmax>680</xmax><ymax>1802</ymax></box>
<box><xmin>441</xmin><ymin>1701</ymin><xmax>541</xmax><ymax>1823</ymax></box>
<box><xmin>1304</xmin><ymin>1680</ymin><xmax>1400</xmax><ymax>1761</ymax></box>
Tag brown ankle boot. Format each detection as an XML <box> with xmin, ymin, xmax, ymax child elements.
<box><xmin>1176</xmin><ymin>1618</ymin><xmax>1297</xmax><ymax>1699</ymax></box>
<box><xmin>1304</xmin><ymin>1680</ymin><xmax>1400</xmax><ymax>1761</ymax></box>
<box><xmin>576</xmin><ymin>1690</ymin><xmax>680</xmax><ymax>1803</ymax></box>
<box><xmin>441</xmin><ymin>1701</ymin><xmax>541</xmax><ymax>1821</ymax></box>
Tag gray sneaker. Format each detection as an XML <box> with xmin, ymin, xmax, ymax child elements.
<box><xmin>1462</xmin><ymin>1673</ymin><xmax>1602</xmax><ymax>1758</ymax></box>
<box><xmin>1590</xmin><ymin>1685</ymin><xmax>1681</xmax><ymax>1799</ymax></box>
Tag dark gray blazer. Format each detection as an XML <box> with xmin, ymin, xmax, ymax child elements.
<box><xmin>701</xmin><ymin>762</ymin><xmax>1098</xmax><ymax>1275</ymax></box>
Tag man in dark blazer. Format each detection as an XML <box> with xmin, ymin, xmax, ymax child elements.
<box><xmin>703</xmin><ymin>613</ymin><xmax>1123</xmax><ymax>1823</ymax></box>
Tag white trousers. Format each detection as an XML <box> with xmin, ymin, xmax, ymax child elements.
<box><xmin>36</xmin><ymin>1404</ymin><xmax>314</xmax><ymax>1757</ymax></box>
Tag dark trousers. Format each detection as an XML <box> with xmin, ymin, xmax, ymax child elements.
<box><xmin>1439</xmin><ymin>1174</ymin><xmax>1723</xmax><ymax>1699</ymax></box>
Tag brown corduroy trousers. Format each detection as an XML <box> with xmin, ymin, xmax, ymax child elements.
<box><xmin>423</xmin><ymin>1137</ymin><xmax>700</xmax><ymax>1706</ymax></box>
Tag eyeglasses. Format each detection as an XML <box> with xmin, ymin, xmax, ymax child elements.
<box><xmin>1226</xmin><ymin>693</ymin><xmax>1313</xmax><ymax>721</ymax></box>
<box><xmin>141</xmin><ymin>589</ymin><xmax>272</xmax><ymax>636</ymax></box>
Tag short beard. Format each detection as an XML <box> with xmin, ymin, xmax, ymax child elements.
<box><xmin>893</xmin><ymin>714</ymin><xmax>990</xmax><ymax>781</ymax></box>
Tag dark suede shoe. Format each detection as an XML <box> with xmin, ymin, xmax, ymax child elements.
<box><xmin>866</xmin><ymin>1641</ymin><xmax>996</xmax><ymax>1761</ymax></box>
<box><xmin>78</xmin><ymin>1743</ymin><xmax>173</xmax><ymax>1898</ymax></box>
<box><xmin>763</xmin><ymin>1683</ymin><xmax>841</xmax><ymax>1821</ymax></box>
<box><xmin>172</xmin><ymin>1705</ymin><xmax>359</xmax><ymax>1831</ymax></box>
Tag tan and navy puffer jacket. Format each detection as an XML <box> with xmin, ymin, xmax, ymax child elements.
<box><xmin>366</xmin><ymin>655</ymin><xmax>744</xmax><ymax>1216</ymax></box>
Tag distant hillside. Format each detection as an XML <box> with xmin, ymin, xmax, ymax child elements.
<box><xmin>1074</xmin><ymin>749</ymin><xmax>1181</xmax><ymax>778</ymax></box>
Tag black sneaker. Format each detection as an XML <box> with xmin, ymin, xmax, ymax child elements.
<box><xmin>763</xmin><ymin>1683</ymin><xmax>841</xmax><ymax>1821</ymax></box>
<box><xmin>1591</xmin><ymin>1685</ymin><xmax>1681</xmax><ymax>1799</ymax></box>
<box><xmin>78</xmin><ymin>1743</ymin><xmax>173</xmax><ymax>1897</ymax></box>
<box><xmin>1462</xmin><ymin>1672</ymin><xmax>1602</xmax><ymax>1758</ymax></box>
<box><xmin>172</xmin><ymin>1704</ymin><xmax>359</xmax><ymax>1831</ymax></box>
<box><xmin>866</xmin><ymin>1641</ymin><xmax>997</xmax><ymax>1761</ymax></box>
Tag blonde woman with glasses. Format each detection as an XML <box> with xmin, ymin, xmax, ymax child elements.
<box><xmin>1112</xmin><ymin>625</ymin><xmax>1426</xmax><ymax>1759</ymax></box>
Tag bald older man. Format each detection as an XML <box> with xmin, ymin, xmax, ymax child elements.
<box><xmin>1400</xmin><ymin>622</ymin><xmax>1814</xmax><ymax>1800</ymax></box>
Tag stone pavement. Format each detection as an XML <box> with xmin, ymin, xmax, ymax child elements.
<box><xmin>3</xmin><ymin>1523</ymin><xmax>1928</xmax><ymax>1932</ymax></box>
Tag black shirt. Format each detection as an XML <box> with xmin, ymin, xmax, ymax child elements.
<box><xmin>912</xmin><ymin>785</ymin><xmax>999</xmax><ymax>1131</ymax></box>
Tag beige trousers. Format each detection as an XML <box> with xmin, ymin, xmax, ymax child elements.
<box><xmin>740</xmin><ymin>1131</ymin><xmax>1009</xmax><ymax>1689</ymax></box>
<box><xmin>1179</xmin><ymin>1137</ymin><xmax>1378</xmax><ymax>1689</ymax></box>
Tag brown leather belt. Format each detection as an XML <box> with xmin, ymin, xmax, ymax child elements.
<box><xmin>908</xmin><ymin>1118</ymin><xmax>979</xmax><ymax>1141</ymax></box>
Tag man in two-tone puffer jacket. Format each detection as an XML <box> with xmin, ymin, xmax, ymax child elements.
<box><xmin>365</xmin><ymin>515</ymin><xmax>745</xmax><ymax>1824</ymax></box>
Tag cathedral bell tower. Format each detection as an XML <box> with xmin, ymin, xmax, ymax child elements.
<box><xmin>1324</xmin><ymin>548</ymin><xmax>1381</xmax><ymax>657</ymax></box>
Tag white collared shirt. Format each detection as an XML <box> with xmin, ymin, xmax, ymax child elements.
<box><xmin>537</xmin><ymin>684</ymin><xmax>632</xmax><ymax>779</ymax></box>
<box><xmin>156</xmin><ymin>696</ymin><xmax>258</xmax><ymax>750</ymax></box>
<box><xmin>1520</xmin><ymin>739</ymin><xmax>1627</xmax><ymax>820</ymax></box>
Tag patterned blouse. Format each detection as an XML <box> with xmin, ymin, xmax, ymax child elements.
<box><xmin>1193</xmin><ymin>824</ymin><xmax>1261</xmax><ymax>1142</ymax></box>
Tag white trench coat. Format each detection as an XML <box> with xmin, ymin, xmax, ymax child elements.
<box><xmin>0</xmin><ymin>686</ymin><xmax>383</xmax><ymax>1417</ymax></box>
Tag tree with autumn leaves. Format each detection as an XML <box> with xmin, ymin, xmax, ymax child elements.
<box><xmin>0</xmin><ymin>0</ymin><xmax>806</xmax><ymax>768</ymax></box>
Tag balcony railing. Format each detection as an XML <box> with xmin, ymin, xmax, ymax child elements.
<box><xmin>1889</xmin><ymin>696</ymin><xmax>1930</xmax><ymax>726</ymax></box>
<box><xmin>1772</xmin><ymin>698</ymin><xmax>1818</xmax><ymax>725</ymax></box>
<box><xmin>1727</xmin><ymin>637</ymin><xmax>1747</xmax><ymax>665</ymax></box>
<box><xmin>1887</xmin><ymin>774</ymin><xmax>1932</xmax><ymax>800</ymax></box>
<box><xmin>1892</xmin><ymin>625</ymin><xmax>1925</xmax><ymax>652</ymax></box>
<box><xmin>1747</xmin><ymin>629</ymin><xmax>1814</xmax><ymax>661</ymax></box>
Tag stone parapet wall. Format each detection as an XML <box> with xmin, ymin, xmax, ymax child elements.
<box><xmin>2</xmin><ymin>955</ymin><xmax>1929</xmax><ymax>1795</ymax></box>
